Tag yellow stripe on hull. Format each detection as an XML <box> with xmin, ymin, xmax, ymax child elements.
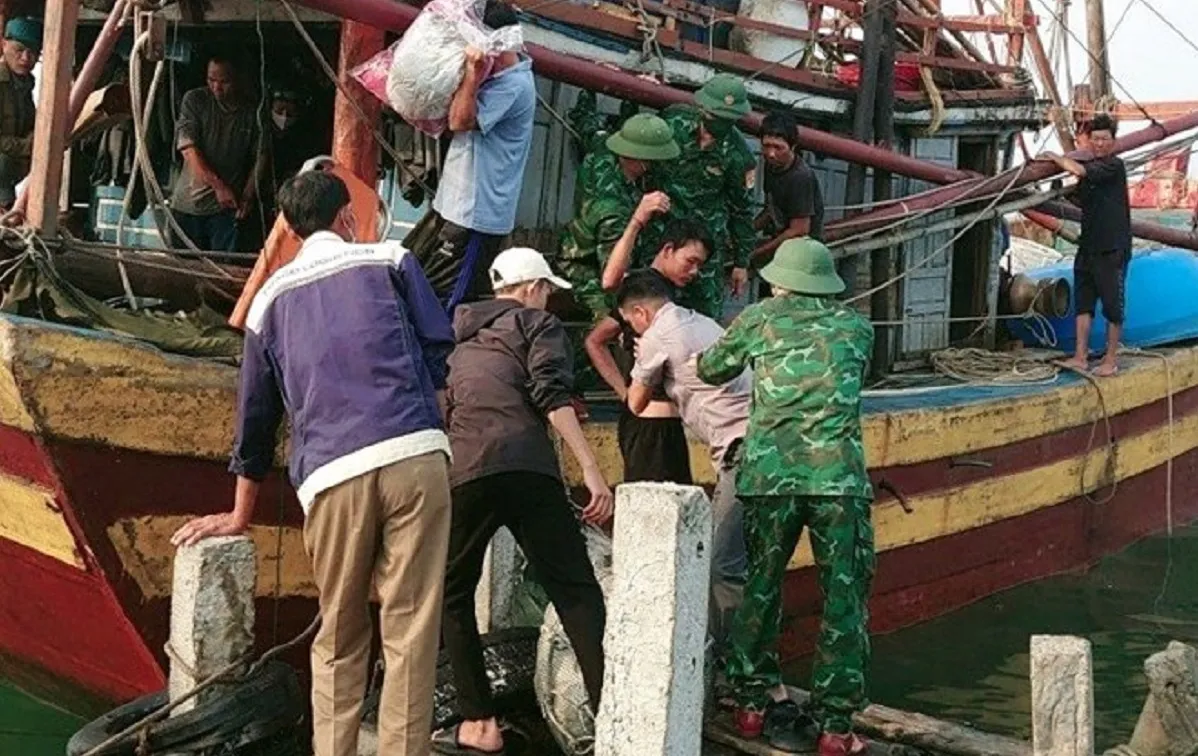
<box><xmin>787</xmin><ymin>401</ymin><xmax>1194</xmax><ymax>569</ymax></box>
<box><xmin>0</xmin><ymin>473</ymin><xmax>83</xmax><ymax>568</ymax></box>
<box><xmin>108</xmin><ymin>516</ymin><xmax>317</xmax><ymax>600</ymax></box>
<box><xmin>4</xmin><ymin>317</ymin><xmax>1197</xmax><ymax>471</ymax></box>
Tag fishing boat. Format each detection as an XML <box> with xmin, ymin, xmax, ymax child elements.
<box><xmin>3</xmin><ymin>0</ymin><xmax>1198</xmax><ymax>736</ymax></box>
<box><xmin>3</xmin><ymin>305</ymin><xmax>1196</xmax><ymax>714</ymax></box>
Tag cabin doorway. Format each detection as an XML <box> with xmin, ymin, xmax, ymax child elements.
<box><xmin>951</xmin><ymin>138</ymin><xmax>1000</xmax><ymax>345</ymax></box>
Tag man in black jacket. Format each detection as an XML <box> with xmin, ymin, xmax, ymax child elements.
<box><xmin>434</xmin><ymin>247</ymin><xmax>614</xmax><ymax>755</ymax></box>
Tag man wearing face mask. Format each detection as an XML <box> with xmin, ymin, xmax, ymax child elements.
<box><xmin>173</xmin><ymin>170</ymin><xmax>455</xmax><ymax>756</ymax></box>
<box><xmin>0</xmin><ymin>17</ymin><xmax>41</xmax><ymax>211</ymax></box>
<box><xmin>650</xmin><ymin>73</ymin><xmax>757</xmax><ymax>321</ymax></box>
<box><xmin>266</xmin><ymin>87</ymin><xmax>317</xmax><ymax>192</ymax></box>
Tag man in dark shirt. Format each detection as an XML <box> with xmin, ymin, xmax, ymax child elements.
<box><xmin>754</xmin><ymin>110</ymin><xmax>824</xmax><ymax>265</ymax></box>
<box><xmin>170</xmin><ymin>56</ymin><xmax>264</xmax><ymax>252</ymax></box>
<box><xmin>1038</xmin><ymin>114</ymin><xmax>1131</xmax><ymax>377</ymax></box>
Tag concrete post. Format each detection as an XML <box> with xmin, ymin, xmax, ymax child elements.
<box><xmin>169</xmin><ymin>535</ymin><xmax>257</xmax><ymax>714</ymax></box>
<box><xmin>1030</xmin><ymin>634</ymin><xmax>1094</xmax><ymax>756</ymax></box>
<box><xmin>475</xmin><ymin>526</ymin><xmax>519</xmax><ymax>633</ymax></box>
<box><xmin>595</xmin><ymin>483</ymin><xmax>712</xmax><ymax>756</ymax></box>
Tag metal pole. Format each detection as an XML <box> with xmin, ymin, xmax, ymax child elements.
<box><xmin>289</xmin><ymin>0</ymin><xmax>977</xmax><ymax>186</ymax></box>
<box><xmin>824</xmin><ymin>110</ymin><xmax>1198</xmax><ymax>246</ymax></box>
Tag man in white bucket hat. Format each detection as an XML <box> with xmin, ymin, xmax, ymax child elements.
<box><xmin>434</xmin><ymin>247</ymin><xmax>613</xmax><ymax>755</ymax></box>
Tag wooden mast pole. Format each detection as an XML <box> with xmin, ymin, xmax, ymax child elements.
<box><xmin>26</xmin><ymin>0</ymin><xmax>81</xmax><ymax>235</ymax></box>
<box><xmin>841</xmin><ymin>0</ymin><xmax>885</xmax><ymax>295</ymax></box>
<box><xmin>1085</xmin><ymin>0</ymin><xmax>1111</xmax><ymax>102</ymax></box>
<box><xmin>870</xmin><ymin>0</ymin><xmax>898</xmax><ymax>375</ymax></box>
<box><xmin>331</xmin><ymin>20</ymin><xmax>385</xmax><ymax>188</ymax></box>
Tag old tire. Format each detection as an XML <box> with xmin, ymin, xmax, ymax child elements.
<box><xmin>66</xmin><ymin>660</ymin><xmax>303</xmax><ymax>756</ymax></box>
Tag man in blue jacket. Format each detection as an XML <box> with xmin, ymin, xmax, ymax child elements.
<box><xmin>172</xmin><ymin>170</ymin><xmax>455</xmax><ymax>756</ymax></box>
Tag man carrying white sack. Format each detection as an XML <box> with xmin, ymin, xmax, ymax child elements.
<box><xmin>421</xmin><ymin>0</ymin><xmax>536</xmax><ymax>310</ymax></box>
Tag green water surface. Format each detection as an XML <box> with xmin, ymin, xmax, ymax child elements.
<box><xmin>0</xmin><ymin>680</ymin><xmax>84</xmax><ymax>755</ymax></box>
<box><xmin>787</xmin><ymin>524</ymin><xmax>1198</xmax><ymax>750</ymax></box>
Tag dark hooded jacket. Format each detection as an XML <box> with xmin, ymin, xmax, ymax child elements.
<box><xmin>446</xmin><ymin>298</ymin><xmax>574</xmax><ymax>488</ymax></box>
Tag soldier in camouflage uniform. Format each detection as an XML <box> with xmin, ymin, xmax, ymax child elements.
<box><xmin>557</xmin><ymin>113</ymin><xmax>680</xmax><ymax>390</ymax></box>
<box><xmin>648</xmin><ymin>74</ymin><xmax>757</xmax><ymax>320</ymax></box>
<box><xmin>697</xmin><ymin>238</ymin><xmax>875</xmax><ymax>756</ymax></box>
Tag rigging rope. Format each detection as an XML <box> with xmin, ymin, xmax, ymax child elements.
<box><xmin>278</xmin><ymin>0</ymin><xmax>438</xmax><ymax>200</ymax></box>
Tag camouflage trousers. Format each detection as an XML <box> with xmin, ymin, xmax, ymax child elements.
<box><xmin>724</xmin><ymin>495</ymin><xmax>875</xmax><ymax>734</ymax></box>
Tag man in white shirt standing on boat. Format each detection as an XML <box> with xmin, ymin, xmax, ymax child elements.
<box><xmin>172</xmin><ymin>170</ymin><xmax>455</xmax><ymax>756</ymax></box>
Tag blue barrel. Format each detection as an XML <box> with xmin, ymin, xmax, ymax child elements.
<box><xmin>1008</xmin><ymin>248</ymin><xmax>1198</xmax><ymax>354</ymax></box>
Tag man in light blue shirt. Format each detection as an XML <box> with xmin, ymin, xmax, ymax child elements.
<box><xmin>425</xmin><ymin>0</ymin><xmax>536</xmax><ymax>308</ymax></box>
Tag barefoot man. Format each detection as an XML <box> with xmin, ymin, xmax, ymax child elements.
<box><xmin>1037</xmin><ymin>113</ymin><xmax>1132</xmax><ymax>377</ymax></box>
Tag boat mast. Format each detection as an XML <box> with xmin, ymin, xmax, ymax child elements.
<box><xmin>1084</xmin><ymin>0</ymin><xmax>1111</xmax><ymax>104</ymax></box>
<box><xmin>26</xmin><ymin>0</ymin><xmax>81</xmax><ymax>235</ymax></box>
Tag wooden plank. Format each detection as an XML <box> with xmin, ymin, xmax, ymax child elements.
<box><xmin>531</xmin><ymin>0</ymin><xmax>680</xmax><ymax>47</ymax></box>
<box><xmin>27</xmin><ymin>0</ymin><xmax>81</xmax><ymax>235</ymax></box>
<box><xmin>897</xmin><ymin>51</ymin><xmax>1021</xmax><ymax>75</ymax></box>
<box><xmin>642</xmin><ymin>0</ymin><xmax>860</xmax><ymax>51</ymax></box>
<box><xmin>791</xmin><ymin>687</ymin><xmax>1032</xmax><ymax>756</ymax></box>
<box><xmin>704</xmin><ymin>691</ymin><xmax>1032</xmax><ymax>756</ymax></box>
<box><xmin>898</xmin><ymin>13</ymin><xmax>1029</xmax><ymax>35</ymax></box>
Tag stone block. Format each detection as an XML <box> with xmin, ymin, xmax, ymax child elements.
<box><xmin>169</xmin><ymin>535</ymin><xmax>257</xmax><ymax>714</ymax></box>
<box><xmin>1030</xmin><ymin>634</ymin><xmax>1094</xmax><ymax>756</ymax></box>
<box><xmin>595</xmin><ymin>482</ymin><xmax>712</xmax><ymax>756</ymax></box>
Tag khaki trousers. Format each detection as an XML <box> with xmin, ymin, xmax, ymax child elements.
<box><xmin>303</xmin><ymin>451</ymin><xmax>452</xmax><ymax>756</ymax></box>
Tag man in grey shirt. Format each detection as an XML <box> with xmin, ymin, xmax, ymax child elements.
<box><xmin>169</xmin><ymin>56</ymin><xmax>263</xmax><ymax>251</ymax></box>
<box><xmin>616</xmin><ymin>270</ymin><xmax>749</xmax><ymax>645</ymax></box>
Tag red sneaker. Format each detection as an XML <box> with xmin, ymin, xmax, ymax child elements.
<box><xmin>817</xmin><ymin>732</ymin><xmax>869</xmax><ymax>755</ymax></box>
<box><xmin>734</xmin><ymin>708</ymin><xmax>765</xmax><ymax>740</ymax></box>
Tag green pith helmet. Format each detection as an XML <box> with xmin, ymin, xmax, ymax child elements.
<box><xmin>694</xmin><ymin>73</ymin><xmax>750</xmax><ymax>120</ymax></box>
<box><xmin>760</xmin><ymin>237</ymin><xmax>845</xmax><ymax>296</ymax></box>
<box><xmin>605</xmin><ymin>113</ymin><xmax>681</xmax><ymax>161</ymax></box>
<box><xmin>4</xmin><ymin>17</ymin><xmax>42</xmax><ymax>53</ymax></box>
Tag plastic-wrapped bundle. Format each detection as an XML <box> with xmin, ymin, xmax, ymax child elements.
<box><xmin>533</xmin><ymin>528</ymin><xmax>612</xmax><ymax>755</ymax></box>
<box><xmin>386</xmin><ymin>0</ymin><xmax>524</xmax><ymax>136</ymax></box>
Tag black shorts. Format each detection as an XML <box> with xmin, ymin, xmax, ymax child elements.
<box><xmin>1074</xmin><ymin>249</ymin><xmax>1131</xmax><ymax>325</ymax></box>
<box><xmin>617</xmin><ymin>408</ymin><xmax>693</xmax><ymax>484</ymax></box>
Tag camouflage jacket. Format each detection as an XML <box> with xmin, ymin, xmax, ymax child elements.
<box><xmin>697</xmin><ymin>293</ymin><xmax>874</xmax><ymax>498</ymax></box>
<box><xmin>647</xmin><ymin>104</ymin><xmax>756</xmax><ymax>270</ymax></box>
<box><xmin>558</xmin><ymin>149</ymin><xmax>647</xmax><ymax>269</ymax></box>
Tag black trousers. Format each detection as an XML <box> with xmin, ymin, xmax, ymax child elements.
<box><xmin>441</xmin><ymin>471</ymin><xmax>607</xmax><ymax>720</ymax></box>
<box><xmin>617</xmin><ymin>408</ymin><xmax>694</xmax><ymax>484</ymax></box>
<box><xmin>407</xmin><ymin>210</ymin><xmax>508</xmax><ymax>304</ymax></box>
